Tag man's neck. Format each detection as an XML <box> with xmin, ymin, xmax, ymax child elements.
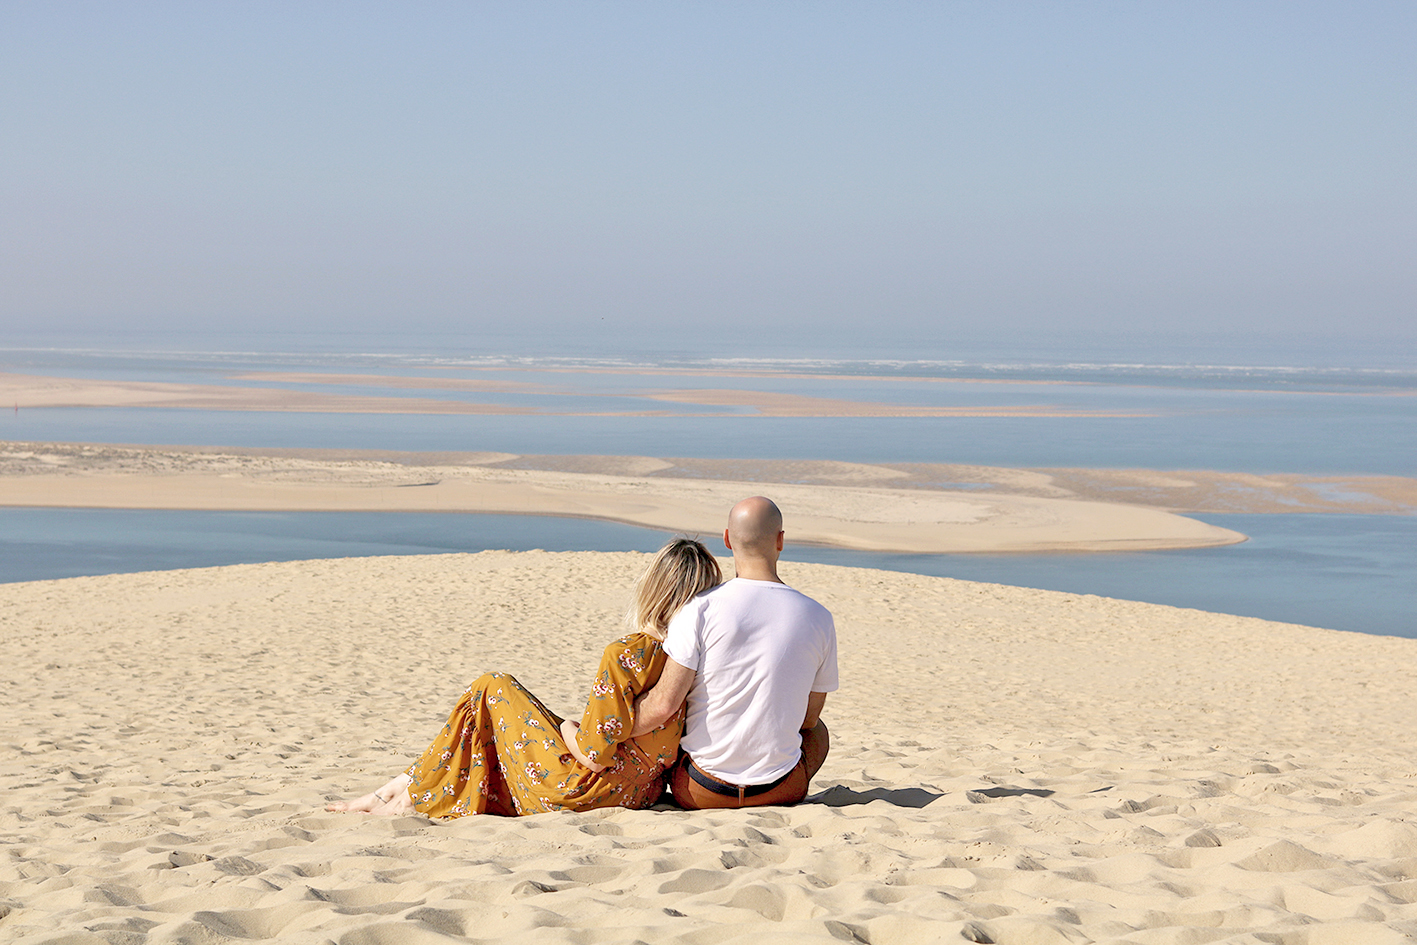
<box><xmin>733</xmin><ymin>558</ymin><xmax>783</xmax><ymax>583</ymax></box>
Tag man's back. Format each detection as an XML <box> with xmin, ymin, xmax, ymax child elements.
<box><xmin>663</xmin><ymin>577</ymin><xmax>838</xmax><ymax>784</ymax></box>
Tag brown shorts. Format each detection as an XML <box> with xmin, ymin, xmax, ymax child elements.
<box><xmin>669</xmin><ymin>753</ymin><xmax>810</xmax><ymax>810</ymax></box>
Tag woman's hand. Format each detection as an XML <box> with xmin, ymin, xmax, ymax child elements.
<box><xmin>559</xmin><ymin>719</ymin><xmax>607</xmax><ymax>773</ymax></box>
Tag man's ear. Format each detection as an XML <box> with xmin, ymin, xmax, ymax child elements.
<box><xmin>776</xmin><ymin>531</ymin><xmax>784</xmax><ymax>552</ymax></box>
<box><xmin>723</xmin><ymin>528</ymin><xmax>733</xmax><ymax>551</ymax></box>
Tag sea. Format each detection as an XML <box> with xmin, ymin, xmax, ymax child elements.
<box><xmin>2</xmin><ymin>330</ymin><xmax>1413</xmax><ymax>639</ymax></box>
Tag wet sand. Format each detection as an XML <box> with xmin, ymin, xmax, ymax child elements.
<box><xmin>0</xmin><ymin>441</ymin><xmax>1248</xmax><ymax>553</ymax></box>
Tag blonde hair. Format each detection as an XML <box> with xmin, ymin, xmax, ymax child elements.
<box><xmin>627</xmin><ymin>538</ymin><xmax>721</xmax><ymax>638</ymax></box>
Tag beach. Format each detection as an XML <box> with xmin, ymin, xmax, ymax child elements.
<box><xmin>4</xmin><ymin>551</ymin><xmax>1416</xmax><ymax>943</ymax></box>
<box><xmin>7</xmin><ymin>0</ymin><xmax>1416</xmax><ymax>938</ymax></box>
<box><xmin>3</xmin><ymin>352</ymin><xmax>1416</xmax><ymax>941</ymax></box>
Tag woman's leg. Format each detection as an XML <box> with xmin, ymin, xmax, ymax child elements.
<box><xmin>326</xmin><ymin>772</ymin><xmax>414</xmax><ymax>814</ymax></box>
<box><xmin>326</xmin><ymin>671</ymin><xmax>565</xmax><ymax>818</ymax></box>
<box><xmin>405</xmin><ymin>673</ymin><xmax>525</xmax><ymax>817</ymax></box>
<box><xmin>326</xmin><ymin>672</ymin><xmax>506</xmax><ymax>817</ymax></box>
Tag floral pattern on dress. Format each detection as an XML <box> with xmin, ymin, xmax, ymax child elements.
<box><xmin>403</xmin><ymin>633</ymin><xmax>683</xmax><ymax>817</ymax></box>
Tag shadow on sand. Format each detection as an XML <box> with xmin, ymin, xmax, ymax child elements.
<box><xmin>808</xmin><ymin>785</ymin><xmax>945</xmax><ymax>808</ymax></box>
<box><xmin>964</xmin><ymin>786</ymin><xmax>1056</xmax><ymax>802</ymax></box>
<box><xmin>806</xmin><ymin>784</ymin><xmax>1059</xmax><ymax>809</ymax></box>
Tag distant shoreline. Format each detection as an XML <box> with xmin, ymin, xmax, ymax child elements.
<box><xmin>0</xmin><ymin>439</ymin><xmax>1259</xmax><ymax>554</ymax></box>
<box><xmin>0</xmin><ymin>370</ymin><xmax>1145</xmax><ymax>418</ymax></box>
<box><xmin>5</xmin><ymin>439</ymin><xmax>1413</xmax><ymax>514</ymax></box>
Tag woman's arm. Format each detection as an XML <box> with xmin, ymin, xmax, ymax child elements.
<box><xmin>571</xmin><ymin>636</ymin><xmax>670</xmax><ymax>768</ymax></box>
<box><xmin>559</xmin><ymin>719</ymin><xmax>607</xmax><ymax>773</ymax></box>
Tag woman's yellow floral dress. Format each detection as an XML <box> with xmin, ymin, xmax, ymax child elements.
<box><xmin>404</xmin><ymin>632</ymin><xmax>682</xmax><ymax>817</ymax></box>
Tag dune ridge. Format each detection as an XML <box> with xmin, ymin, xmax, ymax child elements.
<box><xmin>3</xmin><ymin>552</ymin><xmax>1416</xmax><ymax>943</ymax></box>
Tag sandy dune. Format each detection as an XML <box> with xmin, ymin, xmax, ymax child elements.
<box><xmin>3</xmin><ymin>552</ymin><xmax>1416</xmax><ymax>943</ymax></box>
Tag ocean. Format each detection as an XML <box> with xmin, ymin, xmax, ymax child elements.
<box><xmin>2</xmin><ymin>335</ymin><xmax>1413</xmax><ymax>638</ymax></box>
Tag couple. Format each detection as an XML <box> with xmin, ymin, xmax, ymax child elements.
<box><xmin>328</xmin><ymin>496</ymin><xmax>838</xmax><ymax>816</ymax></box>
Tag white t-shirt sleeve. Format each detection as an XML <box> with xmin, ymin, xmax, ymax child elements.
<box><xmin>811</xmin><ymin>610</ymin><xmax>839</xmax><ymax>692</ymax></box>
<box><xmin>662</xmin><ymin>596</ymin><xmax>705</xmax><ymax>672</ymax></box>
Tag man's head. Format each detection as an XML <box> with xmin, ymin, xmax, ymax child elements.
<box><xmin>724</xmin><ymin>496</ymin><xmax>784</xmax><ymax>571</ymax></box>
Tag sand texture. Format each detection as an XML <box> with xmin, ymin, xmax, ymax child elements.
<box><xmin>4</xmin><ymin>552</ymin><xmax>1417</xmax><ymax>944</ymax></box>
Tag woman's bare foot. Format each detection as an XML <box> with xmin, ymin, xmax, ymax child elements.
<box><xmin>368</xmin><ymin>785</ymin><xmax>416</xmax><ymax>816</ymax></box>
<box><xmin>326</xmin><ymin>773</ymin><xmax>414</xmax><ymax>814</ymax></box>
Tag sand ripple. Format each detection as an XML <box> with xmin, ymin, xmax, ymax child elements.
<box><xmin>3</xmin><ymin>552</ymin><xmax>1415</xmax><ymax>943</ymax></box>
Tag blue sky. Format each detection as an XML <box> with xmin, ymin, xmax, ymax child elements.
<box><xmin>2</xmin><ymin>2</ymin><xmax>1413</xmax><ymax>358</ymax></box>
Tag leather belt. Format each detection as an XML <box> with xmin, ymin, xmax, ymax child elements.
<box><xmin>686</xmin><ymin>756</ymin><xmax>794</xmax><ymax>800</ymax></box>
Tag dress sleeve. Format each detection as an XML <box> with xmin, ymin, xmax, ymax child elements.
<box><xmin>575</xmin><ymin>635</ymin><xmax>661</xmax><ymax>765</ymax></box>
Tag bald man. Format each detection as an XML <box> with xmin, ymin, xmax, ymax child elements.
<box><xmin>632</xmin><ymin>497</ymin><xmax>838</xmax><ymax>808</ymax></box>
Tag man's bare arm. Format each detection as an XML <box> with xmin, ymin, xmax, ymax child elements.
<box><xmin>631</xmin><ymin>658</ymin><xmax>696</xmax><ymax>737</ymax></box>
<box><xmin>802</xmin><ymin>691</ymin><xmax>827</xmax><ymax>731</ymax></box>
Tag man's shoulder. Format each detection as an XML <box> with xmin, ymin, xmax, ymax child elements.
<box><xmin>716</xmin><ymin>578</ymin><xmax>833</xmax><ymax>619</ymax></box>
<box><xmin>789</xmin><ymin>588</ymin><xmax>834</xmax><ymax>626</ymax></box>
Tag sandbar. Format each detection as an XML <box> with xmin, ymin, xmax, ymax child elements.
<box><xmin>0</xmin><ymin>441</ymin><xmax>1247</xmax><ymax>553</ymax></box>
<box><xmin>1</xmin><ymin>371</ymin><xmax>1144</xmax><ymax>418</ymax></box>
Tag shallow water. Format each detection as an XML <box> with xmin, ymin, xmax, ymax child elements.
<box><xmin>3</xmin><ymin>509</ymin><xmax>1411</xmax><ymax>639</ymax></box>
<box><xmin>3</xmin><ymin>342</ymin><xmax>1412</xmax><ymax>638</ymax></box>
<box><xmin>4</xmin><ymin>344</ymin><xmax>1416</xmax><ymax>474</ymax></box>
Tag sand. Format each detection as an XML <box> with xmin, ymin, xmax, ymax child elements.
<box><xmin>1</xmin><ymin>371</ymin><xmax>1140</xmax><ymax>418</ymax></box>
<box><xmin>0</xmin><ymin>442</ymin><xmax>1248</xmax><ymax>554</ymax></box>
<box><xmin>4</xmin><ymin>551</ymin><xmax>1417</xmax><ymax>944</ymax></box>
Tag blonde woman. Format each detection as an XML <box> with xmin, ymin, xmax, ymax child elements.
<box><xmin>327</xmin><ymin>538</ymin><xmax>721</xmax><ymax>817</ymax></box>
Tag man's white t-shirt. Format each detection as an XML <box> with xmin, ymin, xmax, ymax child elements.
<box><xmin>662</xmin><ymin>577</ymin><xmax>838</xmax><ymax>785</ymax></box>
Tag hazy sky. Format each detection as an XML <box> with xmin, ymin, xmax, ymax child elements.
<box><xmin>2</xmin><ymin>2</ymin><xmax>1413</xmax><ymax>355</ymax></box>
